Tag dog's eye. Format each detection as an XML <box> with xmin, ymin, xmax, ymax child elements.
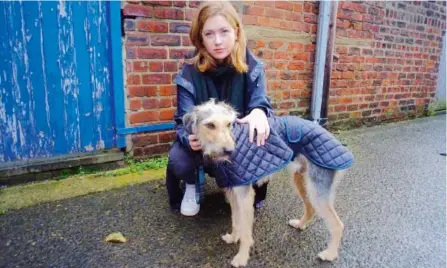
<box><xmin>205</xmin><ymin>123</ymin><xmax>215</xmax><ymax>130</ymax></box>
<box><xmin>227</xmin><ymin>123</ymin><xmax>231</xmax><ymax>128</ymax></box>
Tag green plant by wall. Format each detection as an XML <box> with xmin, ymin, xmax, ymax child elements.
<box><xmin>51</xmin><ymin>155</ymin><xmax>169</xmax><ymax>181</ymax></box>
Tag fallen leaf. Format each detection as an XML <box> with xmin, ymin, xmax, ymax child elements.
<box><xmin>105</xmin><ymin>232</ymin><xmax>127</xmax><ymax>243</ymax></box>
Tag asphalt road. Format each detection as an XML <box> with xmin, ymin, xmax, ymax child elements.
<box><xmin>1</xmin><ymin>114</ymin><xmax>445</xmax><ymax>268</ymax></box>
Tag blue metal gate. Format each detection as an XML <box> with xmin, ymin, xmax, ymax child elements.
<box><xmin>0</xmin><ymin>1</ymin><xmax>124</xmax><ymax>164</ymax></box>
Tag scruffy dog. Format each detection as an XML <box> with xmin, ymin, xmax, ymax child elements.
<box><xmin>182</xmin><ymin>99</ymin><xmax>353</xmax><ymax>267</ymax></box>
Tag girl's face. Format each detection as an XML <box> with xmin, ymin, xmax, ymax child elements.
<box><xmin>201</xmin><ymin>15</ymin><xmax>237</xmax><ymax>63</ymax></box>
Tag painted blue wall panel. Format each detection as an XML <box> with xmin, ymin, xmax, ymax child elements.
<box><xmin>5</xmin><ymin>2</ymin><xmax>24</xmax><ymax>159</ymax></box>
<box><xmin>86</xmin><ymin>1</ymin><xmax>113</xmax><ymax>151</ymax></box>
<box><xmin>109</xmin><ymin>2</ymin><xmax>126</xmax><ymax>148</ymax></box>
<box><xmin>23</xmin><ymin>1</ymin><xmax>52</xmax><ymax>158</ymax></box>
<box><xmin>71</xmin><ymin>1</ymin><xmax>95</xmax><ymax>153</ymax></box>
<box><xmin>86</xmin><ymin>1</ymin><xmax>101</xmax><ymax>151</ymax></box>
<box><xmin>5</xmin><ymin>2</ymin><xmax>33</xmax><ymax>160</ymax></box>
<box><xmin>14</xmin><ymin>1</ymin><xmax>37</xmax><ymax>159</ymax></box>
<box><xmin>57</xmin><ymin>1</ymin><xmax>81</xmax><ymax>154</ymax></box>
<box><xmin>96</xmin><ymin>2</ymin><xmax>115</xmax><ymax>150</ymax></box>
<box><xmin>0</xmin><ymin>4</ymin><xmax>13</xmax><ymax>162</ymax></box>
<box><xmin>0</xmin><ymin>0</ymin><xmax>123</xmax><ymax>163</ymax></box>
<box><xmin>41</xmin><ymin>1</ymin><xmax>68</xmax><ymax>156</ymax></box>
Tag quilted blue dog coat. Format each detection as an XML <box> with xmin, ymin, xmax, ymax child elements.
<box><xmin>212</xmin><ymin>116</ymin><xmax>354</xmax><ymax>188</ymax></box>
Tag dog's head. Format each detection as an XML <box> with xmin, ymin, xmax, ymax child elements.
<box><xmin>183</xmin><ymin>99</ymin><xmax>237</xmax><ymax>162</ymax></box>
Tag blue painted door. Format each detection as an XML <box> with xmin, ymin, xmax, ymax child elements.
<box><xmin>0</xmin><ymin>1</ymin><xmax>119</xmax><ymax>163</ymax></box>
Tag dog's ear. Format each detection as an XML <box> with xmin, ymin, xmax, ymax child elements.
<box><xmin>219</xmin><ymin>101</ymin><xmax>238</xmax><ymax>121</ymax></box>
<box><xmin>183</xmin><ymin>110</ymin><xmax>197</xmax><ymax>134</ymax></box>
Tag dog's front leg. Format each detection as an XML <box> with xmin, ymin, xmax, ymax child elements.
<box><xmin>230</xmin><ymin>185</ymin><xmax>255</xmax><ymax>267</ymax></box>
<box><xmin>222</xmin><ymin>188</ymin><xmax>240</xmax><ymax>244</ymax></box>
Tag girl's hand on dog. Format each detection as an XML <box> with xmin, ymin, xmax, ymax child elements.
<box><xmin>188</xmin><ymin>134</ymin><xmax>202</xmax><ymax>151</ymax></box>
<box><xmin>236</xmin><ymin>108</ymin><xmax>270</xmax><ymax>146</ymax></box>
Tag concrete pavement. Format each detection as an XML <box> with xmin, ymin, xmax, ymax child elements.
<box><xmin>1</xmin><ymin>115</ymin><xmax>445</xmax><ymax>268</ymax></box>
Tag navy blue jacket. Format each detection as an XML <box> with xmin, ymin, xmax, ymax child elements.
<box><xmin>173</xmin><ymin>50</ymin><xmax>273</xmax><ymax>148</ymax></box>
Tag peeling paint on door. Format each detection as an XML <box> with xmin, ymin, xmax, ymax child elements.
<box><xmin>0</xmin><ymin>1</ymin><xmax>117</xmax><ymax>163</ymax></box>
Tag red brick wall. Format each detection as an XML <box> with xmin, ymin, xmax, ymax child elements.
<box><xmin>329</xmin><ymin>1</ymin><xmax>446</xmax><ymax>128</ymax></box>
<box><xmin>240</xmin><ymin>1</ymin><xmax>319</xmax><ymax>116</ymax></box>
<box><xmin>122</xmin><ymin>1</ymin><xmax>198</xmax><ymax>157</ymax></box>
<box><xmin>121</xmin><ymin>0</ymin><xmax>320</xmax><ymax>157</ymax></box>
<box><xmin>121</xmin><ymin>1</ymin><xmax>446</xmax><ymax>157</ymax></box>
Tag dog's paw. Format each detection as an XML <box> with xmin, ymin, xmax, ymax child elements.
<box><xmin>222</xmin><ymin>233</ymin><xmax>239</xmax><ymax>244</ymax></box>
<box><xmin>231</xmin><ymin>253</ymin><xmax>249</xmax><ymax>267</ymax></box>
<box><xmin>288</xmin><ymin>219</ymin><xmax>307</xmax><ymax>230</ymax></box>
<box><xmin>318</xmin><ymin>249</ymin><xmax>338</xmax><ymax>261</ymax></box>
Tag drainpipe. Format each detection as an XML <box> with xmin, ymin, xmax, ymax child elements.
<box><xmin>321</xmin><ymin>1</ymin><xmax>339</xmax><ymax>126</ymax></box>
<box><xmin>310</xmin><ymin>0</ymin><xmax>334</xmax><ymax>125</ymax></box>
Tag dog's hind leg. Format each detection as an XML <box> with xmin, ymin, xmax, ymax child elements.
<box><xmin>315</xmin><ymin>201</ymin><xmax>344</xmax><ymax>261</ymax></box>
<box><xmin>307</xmin><ymin>167</ymin><xmax>345</xmax><ymax>261</ymax></box>
<box><xmin>287</xmin><ymin>156</ymin><xmax>316</xmax><ymax>230</ymax></box>
<box><xmin>222</xmin><ymin>189</ymin><xmax>240</xmax><ymax>244</ymax></box>
<box><xmin>289</xmin><ymin>171</ymin><xmax>316</xmax><ymax>230</ymax></box>
<box><xmin>228</xmin><ymin>185</ymin><xmax>255</xmax><ymax>267</ymax></box>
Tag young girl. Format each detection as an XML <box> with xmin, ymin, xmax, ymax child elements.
<box><xmin>166</xmin><ymin>1</ymin><xmax>273</xmax><ymax>216</ymax></box>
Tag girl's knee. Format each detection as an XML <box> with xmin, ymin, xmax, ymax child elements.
<box><xmin>168</xmin><ymin>143</ymin><xmax>196</xmax><ymax>180</ymax></box>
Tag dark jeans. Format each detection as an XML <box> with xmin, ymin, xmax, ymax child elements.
<box><xmin>166</xmin><ymin>141</ymin><xmax>268</xmax><ymax>210</ymax></box>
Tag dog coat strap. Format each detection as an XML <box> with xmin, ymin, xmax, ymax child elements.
<box><xmin>283</xmin><ymin>117</ymin><xmax>302</xmax><ymax>143</ymax></box>
<box><xmin>195</xmin><ymin>165</ymin><xmax>205</xmax><ymax>204</ymax></box>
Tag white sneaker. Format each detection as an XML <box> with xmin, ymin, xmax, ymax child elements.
<box><xmin>180</xmin><ymin>183</ymin><xmax>200</xmax><ymax>216</ymax></box>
